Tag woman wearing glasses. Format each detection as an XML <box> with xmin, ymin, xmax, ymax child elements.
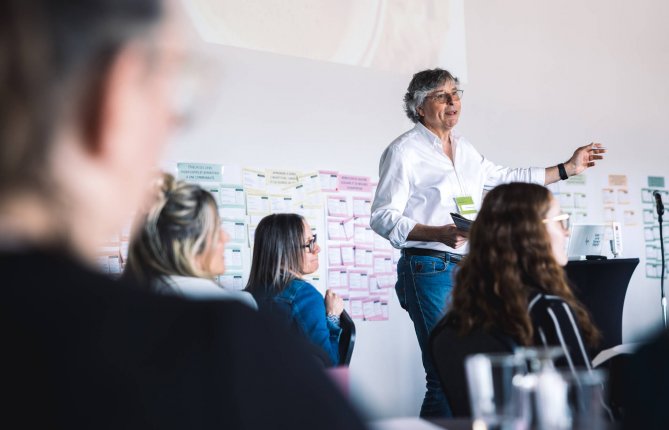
<box><xmin>437</xmin><ymin>182</ymin><xmax>599</xmax><ymax>370</ymax></box>
<box><xmin>246</xmin><ymin>213</ymin><xmax>344</xmax><ymax>366</ymax></box>
<box><xmin>370</xmin><ymin>67</ymin><xmax>605</xmax><ymax>417</ymax></box>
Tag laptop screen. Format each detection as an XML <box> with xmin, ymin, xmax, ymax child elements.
<box><xmin>568</xmin><ymin>224</ymin><xmax>607</xmax><ymax>259</ymax></box>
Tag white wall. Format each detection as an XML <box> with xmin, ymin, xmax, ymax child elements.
<box><xmin>167</xmin><ymin>0</ymin><xmax>669</xmax><ymax>419</ymax></box>
<box><xmin>461</xmin><ymin>0</ymin><xmax>669</xmax><ymax>345</ymax></box>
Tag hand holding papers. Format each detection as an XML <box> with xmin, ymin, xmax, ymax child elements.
<box><xmin>450</xmin><ymin>212</ymin><xmax>473</xmax><ymax>232</ymax></box>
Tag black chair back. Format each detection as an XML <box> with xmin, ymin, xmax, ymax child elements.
<box><xmin>429</xmin><ymin>315</ymin><xmax>516</xmax><ymax>417</ymax></box>
<box><xmin>338</xmin><ymin>310</ymin><xmax>356</xmax><ymax>366</ymax></box>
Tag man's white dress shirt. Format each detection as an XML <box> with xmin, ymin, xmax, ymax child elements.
<box><xmin>370</xmin><ymin>122</ymin><xmax>545</xmax><ymax>254</ymax></box>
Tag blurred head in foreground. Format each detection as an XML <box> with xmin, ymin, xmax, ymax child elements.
<box><xmin>0</xmin><ymin>0</ymin><xmax>185</xmax><ymax>261</ymax></box>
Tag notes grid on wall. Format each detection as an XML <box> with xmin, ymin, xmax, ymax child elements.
<box><xmin>94</xmin><ymin>161</ymin><xmax>397</xmax><ymax>320</ymax></box>
<box><xmin>550</xmin><ymin>172</ymin><xmax>642</xmax><ymax>258</ymax></box>
<box><xmin>175</xmin><ymin>162</ymin><xmax>247</xmax><ymax>290</ymax></box>
<box><xmin>602</xmin><ymin>174</ymin><xmax>635</xmax><ymax>225</ymax></box>
<box><xmin>324</xmin><ymin>173</ymin><xmax>397</xmax><ymax>321</ymax></box>
<box><xmin>642</xmin><ymin>176</ymin><xmax>668</xmax><ymax>279</ymax></box>
<box><xmin>552</xmin><ymin>174</ymin><xmax>590</xmax><ymax>226</ymax></box>
<box><xmin>129</xmin><ymin>161</ymin><xmax>398</xmax><ymax>321</ymax></box>
<box><xmin>599</xmin><ymin>173</ymin><xmax>638</xmax><ymax>254</ymax></box>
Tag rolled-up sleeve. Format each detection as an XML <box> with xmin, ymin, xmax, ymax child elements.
<box><xmin>370</xmin><ymin>145</ymin><xmax>417</xmax><ymax>248</ymax></box>
<box><xmin>481</xmin><ymin>155</ymin><xmax>545</xmax><ymax>189</ymax></box>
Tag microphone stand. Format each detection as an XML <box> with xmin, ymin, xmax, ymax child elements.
<box><xmin>657</xmin><ymin>193</ymin><xmax>668</xmax><ymax>329</ymax></box>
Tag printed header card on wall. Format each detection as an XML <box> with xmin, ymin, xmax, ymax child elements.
<box><xmin>565</xmin><ymin>175</ymin><xmax>586</xmax><ymax>185</ymax></box>
<box><xmin>608</xmin><ymin>174</ymin><xmax>628</xmax><ymax>187</ymax></box>
<box><xmin>337</xmin><ymin>174</ymin><xmax>373</xmax><ymax>192</ymax></box>
<box><xmin>177</xmin><ymin>162</ymin><xmax>223</xmax><ymax>183</ymax></box>
<box><xmin>648</xmin><ymin>176</ymin><xmax>665</xmax><ymax>188</ymax></box>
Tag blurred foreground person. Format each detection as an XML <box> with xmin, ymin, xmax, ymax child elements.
<box><xmin>123</xmin><ymin>172</ymin><xmax>256</xmax><ymax>308</ymax></box>
<box><xmin>0</xmin><ymin>1</ymin><xmax>366</xmax><ymax>428</ymax></box>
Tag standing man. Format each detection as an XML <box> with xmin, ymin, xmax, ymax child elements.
<box><xmin>370</xmin><ymin>68</ymin><xmax>604</xmax><ymax>418</ymax></box>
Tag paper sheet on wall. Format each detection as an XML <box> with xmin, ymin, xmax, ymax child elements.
<box><xmin>221</xmin><ymin>218</ymin><xmax>247</xmax><ymax>243</ymax></box>
<box><xmin>319</xmin><ymin>170</ymin><xmax>338</xmax><ymax>192</ymax></box>
<box><xmin>245</xmin><ymin>192</ymin><xmax>271</xmax><ymax>213</ymax></box>
<box><xmin>354</xmin><ymin>247</ymin><xmax>374</xmax><ymax>267</ymax></box>
<box><xmin>242</xmin><ymin>168</ymin><xmax>267</xmax><ymax>192</ymax></box>
<box><xmin>327</xmin><ymin>195</ymin><xmax>349</xmax><ymax>217</ymax></box>
<box><xmin>269</xmin><ymin>194</ymin><xmax>294</xmax><ymax>213</ymax></box>
<box><xmin>299</xmin><ymin>172</ymin><xmax>321</xmax><ymax>194</ymax></box>
<box><xmin>219</xmin><ymin>184</ymin><xmax>246</xmax><ymax>207</ymax></box>
<box><xmin>341</xmin><ymin>245</ymin><xmax>355</xmax><ymax>266</ymax></box>
<box><xmin>224</xmin><ymin>247</ymin><xmax>243</xmax><ymax>270</ymax></box>
<box><xmin>177</xmin><ymin>162</ymin><xmax>223</xmax><ymax>183</ymax></box>
<box><xmin>267</xmin><ymin>169</ymin><xmax>299</xmax><ymax>186</ymax></box>
<box><xmin>328</xmin><ymin>245</ymin><xmax>343</xmax><ymax>266</ymax></box>
<box><xmin>353</xmin><ymin>196</ymin><xmax>373</xmax><ymax>217</ymax></box>
<box><xmin>219</xmin><ymin>273</ymin><xmax>244</xmax><ymax>290</ymax></box>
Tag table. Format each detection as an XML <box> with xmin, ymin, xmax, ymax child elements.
<box><xmin>565</xmin><ymin>258</ymin><xmax>639</xmax><ymax>353</ymax></box>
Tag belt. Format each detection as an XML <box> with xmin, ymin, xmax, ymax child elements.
<box><xmin>401</xmin><ymin>248</ymin><xmax>463</xmax><ymax>263</ymax></box>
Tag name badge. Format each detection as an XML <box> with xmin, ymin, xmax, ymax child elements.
<box><xmin>454</xmin><ymin>196</ymin><xmax>477</xmax><ymax>215</ymax></box>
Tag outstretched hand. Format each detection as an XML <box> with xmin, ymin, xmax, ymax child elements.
<box><xmin>565</xmin><ymin>142</ymin><xmax>606</xmax><ymax>176</ymax></box>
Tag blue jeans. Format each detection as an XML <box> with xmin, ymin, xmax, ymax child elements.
<box><xmin>396</xmin><ymin>254</ymin><xmax>456</xmax><ymax>418</ymax></box>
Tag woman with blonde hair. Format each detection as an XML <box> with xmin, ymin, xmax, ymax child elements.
<box><xmin>124</xmin><ymin>173</ymin><xmax>256</xmax><ymax>307</ymax></box>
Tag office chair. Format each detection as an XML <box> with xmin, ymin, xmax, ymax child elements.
<box><xmin>338</xmin><ymin>310</ymin><xmax>356</xmax><ymax>366</ymax></box>
<box><xmin>429</xmin><ymin>315</ymin><xmax>516</xmax><ymax>417</ymax></box>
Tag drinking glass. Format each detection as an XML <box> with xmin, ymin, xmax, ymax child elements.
<box><xmin>562</xmin><ymin>368</ymin><xmax>609</xmax><ymax>430</ymax></box>
<box><xmin>512</xmin><ymin>367</ymin><xmax>608</xmax><ymax>430</ymax></box>
<box><xmin>513</xmin><ymin>346</ymin><xmax>565</xmax><ymax>373</ymax></box>
<box><xmin>465</xmin><ymin>353</ymin><xmax>527</xmax><ymax>430</ymax></box>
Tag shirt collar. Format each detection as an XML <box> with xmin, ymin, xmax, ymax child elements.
<box><xmin>414</xmin><ymin>122</ymin><xmax>460</xmax><ymax>149</ymax></box>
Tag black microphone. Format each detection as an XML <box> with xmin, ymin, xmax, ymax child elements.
<box><xmin>654</xmin><ymin>191</ymin><xmax>665</xmax><ymax>216</ymax></box>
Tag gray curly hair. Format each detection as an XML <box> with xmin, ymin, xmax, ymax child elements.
<box><xmin>403</xmin><ymin>68</ymin><xmax>459</xmax><ymax>123</ymax></box>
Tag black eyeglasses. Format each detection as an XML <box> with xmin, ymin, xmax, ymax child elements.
<box><xmin>427</xmin><ymin>89</ymin><xmax>463</xmax><ymax>103</ymax></box>
<box><xmin>302</xmin><ymin>234</ymin><xmax>318</xmax><ymax>253</ymax></box>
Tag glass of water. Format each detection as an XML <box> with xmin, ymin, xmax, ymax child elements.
<box><xmin>465</xmin><ymin>353</ymin><xmax>528</xmax><ymax>430</ymax></box>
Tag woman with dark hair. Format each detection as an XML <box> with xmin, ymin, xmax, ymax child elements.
<box><xmin>445</xmin><ymin>182</ymin><xmax>599</xmax><ymax>367</ymax></box>
<box><xmin>123</xmin><ymin>172</ymin><xmax>256</xmax><ymax>307</ymax></box>
<box><xmin>430</xmin><ymin>182</ymin><xmax>601</xmax><ymax>416</ymax></box>
<box><xmin>246</xmin><ymin>213</ymin><xmax>344</xmax><ymax>366</ymax></box>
